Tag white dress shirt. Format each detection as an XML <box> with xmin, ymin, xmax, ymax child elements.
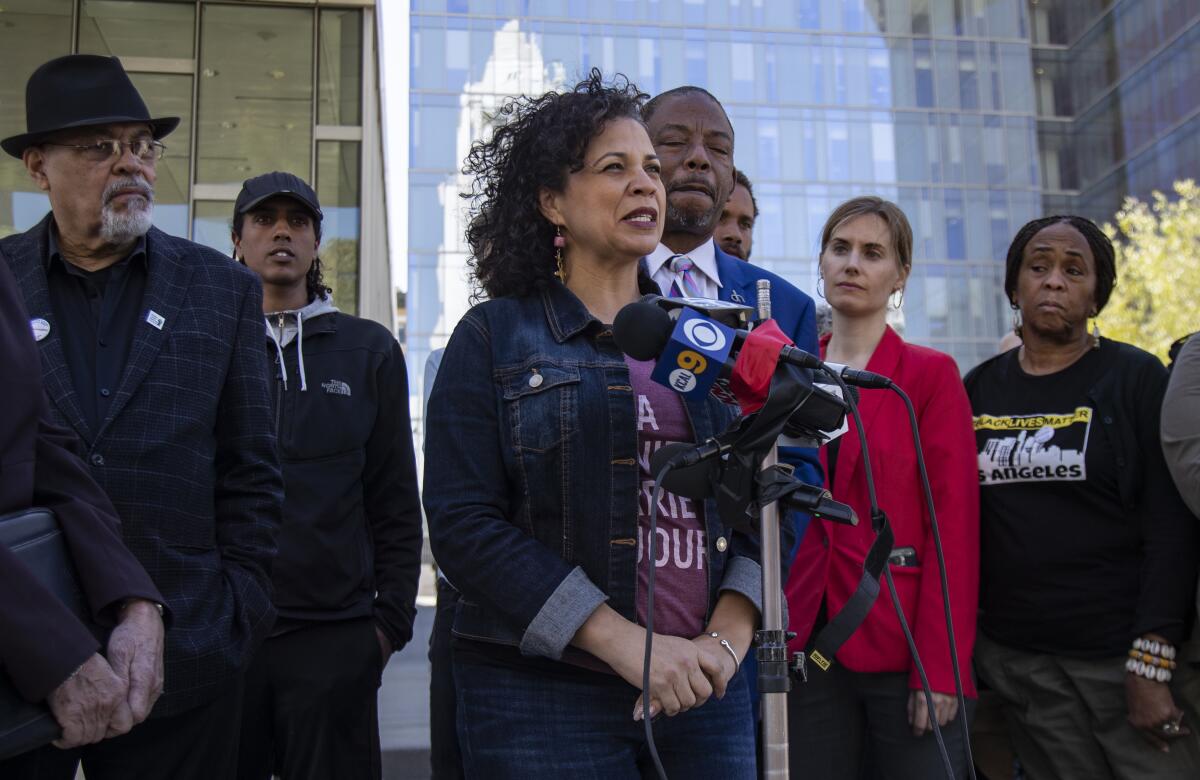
<box><xmin>646</xmin><ymin>238</ymin><xmax>723</xmax><ymax>300</ymax></box>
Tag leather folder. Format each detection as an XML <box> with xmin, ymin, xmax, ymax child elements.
<box><xmin>0</xmin><ymin>508</ymin><xmax>88</xmax><ymax>759</ymax></box>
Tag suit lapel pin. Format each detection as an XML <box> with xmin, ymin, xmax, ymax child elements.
<box><xmin>30</xmin><ymin>318</ymin><xmax>50</xmax><ymax>342</ymax></box>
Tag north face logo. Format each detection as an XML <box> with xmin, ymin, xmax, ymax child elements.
<box><xmin>322</xmin><ymin>379</ymin><xmax>351</xmax><ymax>397</ymax></box>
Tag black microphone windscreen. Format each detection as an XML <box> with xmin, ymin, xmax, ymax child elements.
<box><xmin>613</xmin><ymin>301</ymin><xmax>673</xmax><ymax>361</ymax></box>
<box><xmin>649</xmin><ymin>443</ymin><xmax>716</xmax><ymax>500</ymax></box>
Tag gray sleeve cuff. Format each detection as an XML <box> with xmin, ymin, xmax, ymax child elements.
<box><xmin>519</xmin><ymin>566</ymin><xmax>608</xmax><ymax>660</ymax></box>
<box><xmin>719</xmin><ymin>556</ymin><xmax>789</xmax><ymax>627</ymax></box>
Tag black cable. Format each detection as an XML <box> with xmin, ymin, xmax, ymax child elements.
<box><xmin>819</xmin><ymin>367</ymin><xmax>956</xmax><ymax>779</ymax></box>
<box><xmin>640</xmin><ymin>462</ymin><xmax>674</xmax><ymax>780</ymax></box>
<box><xmin>891</xmin><ymin>384</ymin><xmax>978</xmax><ymax>780</ymax></box>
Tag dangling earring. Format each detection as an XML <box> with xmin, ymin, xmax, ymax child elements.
<box><xmin>1011</xmin><ymin>304</ymin><xmax>1023</xmax><ymax>338</ymax></box>
<box><xmin>553</xmin><ymin>226</ymin><xmax>566</xmax><ymax>281</ymax></box>
<box><xmin>890</xmin><ymin>288</ymin><xmax>905</xmax><ymax>310</ymax></box>
<box><xmin>1090</xmin><ymin>309</ymin><xmax>1101</xmax><ymax>349</ymax></box>
<box><xmin>816</xmin><ymin>275</ymin><xmax>826</xmax><ymax>300</ymax></box>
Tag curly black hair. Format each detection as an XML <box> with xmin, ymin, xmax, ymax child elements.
<box><xmin>1004</xmin><ymin>215</ymin><xmax>1116</xmax><ymax>313</ymax></box>
<box><xmin>232</xmin><ymin>211</ymin><xmax>331</xmax><ymax>302</ymax></box>
<box><xmin>461</xmin><ymin>69</ymin><xmax>649</xmax><ymax>300</ymax></box>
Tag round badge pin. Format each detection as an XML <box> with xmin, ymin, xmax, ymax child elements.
<box><xmin>30</xmin><ymin>318</ymin><xmax>50</xmax><ymax>342</ymax></box>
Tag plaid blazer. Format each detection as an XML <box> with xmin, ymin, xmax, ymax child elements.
<box><xmin>1</xmin><ymin>216</ymin><xmax>283</xmax><ymax>718</ymax></box>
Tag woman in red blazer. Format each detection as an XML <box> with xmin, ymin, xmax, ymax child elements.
<box><xmin>785</xmin><ymin>196</ymin><xmax>979</xmax><ymax>778</ymax></box>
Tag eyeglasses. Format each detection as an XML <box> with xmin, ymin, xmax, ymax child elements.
<box><xmin>44</xmin><ymin>139</ymin><xmax>166</xmax><ymax>163</ymax></box>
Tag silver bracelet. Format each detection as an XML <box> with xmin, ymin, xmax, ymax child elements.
<box><xmin>707</xmin><ymin>631</ymin><xmax>740</xmax><ymax>669</ymax></box>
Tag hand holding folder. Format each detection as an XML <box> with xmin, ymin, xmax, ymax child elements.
<box><xmin>0</xmin><ymin>508</ymin><xmax>96</xmax><ymax>758</ymax></box>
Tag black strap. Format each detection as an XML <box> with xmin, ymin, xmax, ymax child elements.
<box><xmin>807</xmin><ymin>508</ymin><xmax>893</xmax><ymax>672</ymax></box>
<box><xmin>826</xmin><ymin>435</ymin><xmax>841</xmax><ymax>491</ymax></box>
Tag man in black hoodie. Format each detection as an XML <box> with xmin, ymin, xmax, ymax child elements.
<box><xmin>231</xmin><ymin>172</ymin><xmax>423</xmax><ymax>780</ymax></box>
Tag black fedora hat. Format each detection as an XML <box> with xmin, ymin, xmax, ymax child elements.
<box><xmin>1</xmin><ymin>54</ymin><xmax>179</xmax><ymax>158</ymax></box>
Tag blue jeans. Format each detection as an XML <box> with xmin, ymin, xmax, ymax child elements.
<box><xmin>454</xmin><ymin>653</ymin><xmax>756</xmax><ymax>779</ymax></box>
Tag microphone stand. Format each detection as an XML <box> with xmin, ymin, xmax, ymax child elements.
<box><xmin>754</xmin><ymin>280</ymin><xmax>790</xmax><ymax>778</ymax></box>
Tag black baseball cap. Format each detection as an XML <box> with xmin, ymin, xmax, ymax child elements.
<box><xmin>234</xmin><ymin>171</ymin><xmax>323</xmax><ymax>220</ymax></box>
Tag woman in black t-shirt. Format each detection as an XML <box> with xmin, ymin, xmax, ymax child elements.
<box><xmin>965</xmin><ymin>216</ymin><xmax>1200</xmax><ymax>778</ymax></box>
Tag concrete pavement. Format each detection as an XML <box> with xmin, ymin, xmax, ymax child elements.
<box><xmin>379</xmin><ymin>568</ymin><xmax>437</xmax><ymax>780</ymax></box>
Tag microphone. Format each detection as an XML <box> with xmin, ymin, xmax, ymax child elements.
<box><xmin>822</xmin><ymin>362</ymin><xmax>893</xmax><ymax>390</ymax></box>
<box><xmin>613</xmin><ymin>301</ymin><xmax>740</xmax><ymax>402</ymax></box>
<box><xmin>613</xmin><ymin>300</ymin><xmax>896</xmax><ymax>393</ymax></box>
<box><xmin>657</xmin><ymin>436</ymin><xmax>731</xmax><ymax>469</ymax></box>
<box><xmin>613</xmin><ymin>300</ymin><xmax>847</xmax><ymax>433</ymax></box>
<box><xmin>649</xmin><ymin>294</ymin><xmax>756</xmax><ymax>329</ymax></box>
<box><xmin>649</xmin><ymin>444</ymin><xmax>857</xmax><ymax>526</ymax></box>
<box><xmin>613</xmin><ymin>300</ymin><xmax>825</xmax><ymax>379</ymax></box>
<box><xmin>612</xmin><ymin>301</ymin><xmax>674</xmax><ymax>362</ymax></box>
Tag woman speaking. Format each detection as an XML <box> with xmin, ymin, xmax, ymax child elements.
<box><xmin>785</xmin><ymin>196</ymin><xmax>979</xmax><ymax>778</ymax></box>
<box><xmin>423</xmin><ymin>71</ymin><xmax>765</xmax><ymax>778</ymax></box>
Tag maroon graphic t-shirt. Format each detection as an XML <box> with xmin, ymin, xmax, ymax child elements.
<box><xmin>627</xmin><ymin>356</ymin><xmax>709</xmax><ymax>640</ymax></box>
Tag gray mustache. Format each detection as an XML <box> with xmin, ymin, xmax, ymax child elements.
<box><xmin>103</xmin><ymin>177</ymin><xmax>154</xmax><ymax>205</ymax></box>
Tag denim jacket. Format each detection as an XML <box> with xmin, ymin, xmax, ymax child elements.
<box><xmin>424</xmin><ymin>281</ymin><xmax>786</xmax><ymax>661</ymax></box>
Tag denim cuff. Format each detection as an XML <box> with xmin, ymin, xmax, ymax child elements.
<box><xmin>719</xmin><ymin>556</ymin><xmax>789</xmax><ymax>626</ymax></box>
<box><xmin>519</xmin><ymin>566</ymin><xmax>608</xmax><ymax>660</ymax></box>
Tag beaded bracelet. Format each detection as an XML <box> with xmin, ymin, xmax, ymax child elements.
<box><xmin>1133</xmin><ymin>637</ymin><xmax>1177</xmax><ymax>660</ymax></box>
<box><xmin>1126</xmin><ymin>656</ymin><xmax>1174</xmax><ymax>682</ymax></box>
<box><xmin>1127</xmin><ymin>638</ymin><xmax>1178</xmax><ymax>683</ymax></box>
<box><xmin>1128</xmin><ymin>649</ymin><xmax>1178</xmax><ymax>670</ymax></box>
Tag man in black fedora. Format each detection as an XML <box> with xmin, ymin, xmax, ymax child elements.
<box><xmin>0</xmin><ymin>54</ymin><xmax>283</xmax><ymax>779</ymax></box>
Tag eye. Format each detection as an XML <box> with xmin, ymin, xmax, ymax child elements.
<box><xmin>603</xmin><ymin>161</ymin><xmax>624</xmax><ymax>172</ymax></box>
<box><xmin>645</xmin><ymin>163</ymin><xmax>661</xmax><ymax>175</ymax></box>
<box><xmin>1066</xmin><ymin>266</ymin><xmax>1084</xmax><ymax>276</ymax></box>
<box><xmin>709</xmin><ymin>146</ymin><xmax>730</xmax><ymax>157</ymax></box>
<box><xmin>291</xmin><ymin>216</ymin><xmax>309</xmax><ymax>227</ymax></box>
<box><xmin>253</xmin><ymin>214</ymin><xmax>271</xmax><ymax>225</ymax></box>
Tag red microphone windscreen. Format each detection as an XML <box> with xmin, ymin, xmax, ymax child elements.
<box><xmin>729</xmin><ymin>319</ymin><xmax>793</xmax><ymax>413</ymax></box>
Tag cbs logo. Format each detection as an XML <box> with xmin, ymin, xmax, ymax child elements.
<box><xmin>682</xmin><ymin>318</ymin><xmax>728</xmax><ymax>352</ymax></box>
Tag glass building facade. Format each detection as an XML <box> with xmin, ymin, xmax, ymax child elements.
<box><xmin>406</xmin><ymin>0</ymin><xmax>1045</xmax><ymax>435</ymax></box>
<box><xmin>1031</xmin><ymin>0</ymin><xmax>1200</xmax><ymax>220</ymax></box>
<box><xmin>0</xmin><ymin>0</ymin><xmax>392</xmax><ymax>323</ymax></box>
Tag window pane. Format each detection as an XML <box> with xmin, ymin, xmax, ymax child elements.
<box><xmin>0</xmin><ymin>0</ymin><xmax>73</xmax><ymax>236</ymax></box>
<box><xmin>193</xmin><ymin>200</ymin><xmax>234</xmax><ymax>256</ymax></box>
<box><xmin>316</xmin><ymin>141</ymin><xmax>360</xmax><ymax>314</ymax></box>
<box><xmin>197</xmin><ymin>4</ymin><xmax>313</xmax><ymax>185</ymax></box>
<box><xmin>318</xmin><ymin>9</ymin><xmax>362</xmax><ymax>126</ymax></box>
<box><xmin>79</xmin><ymin>0</ymin><xmax>196</xmax><ymax>60</ymax></box>
<box><xmin>129</xmin><ymin>72</ymin><xmax>192</xmax><ymax>238</ymax></box>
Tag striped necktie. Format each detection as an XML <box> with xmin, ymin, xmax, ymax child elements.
<box><xmin>669</xmin><ymin>254</ymin><xmax>703</xmax><ymax>298</ymax></box>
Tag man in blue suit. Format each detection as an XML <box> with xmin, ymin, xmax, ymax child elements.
<box><xmin>642</xmin><ymin>87</ymin><xmax>823</xmax><ymax>751</ymax></box>
<box><xmin>642</xmin><ymin>86</ymin><xmax>823</xmax><ymax>546</ymax></box>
